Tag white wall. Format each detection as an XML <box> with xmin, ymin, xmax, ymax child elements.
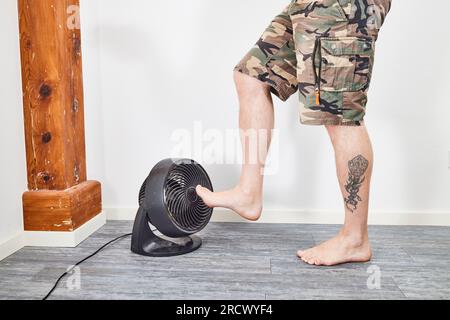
<box><xmin>0</xmin><ymin>0</ymin><xmax>26</xmax><ymax>256</ymax></box>
<box><xmin>80</xmin><ymin>0</ymin><xmax>106</xmax><ymax>185</ymax></box>
<box><xmin>78</xmin><ymin>0</ymin><xmax>450</xmax><ymax>221</ymax></box>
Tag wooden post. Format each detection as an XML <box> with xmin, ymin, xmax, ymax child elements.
<box><xmin>18</xmin><ymin>0</ymin><xmax>102</xmax><ymax>231</ymax></box>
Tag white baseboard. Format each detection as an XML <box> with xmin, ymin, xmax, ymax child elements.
<box><xmin>0</xmin><ymin>233</ymin><xmax>25</xmax><ymax>261</ymax></box>
<box><xmin>105</xmin><ymin>207</ymin><xmax>450</xmax><ymax>226</ymax></box>
<box><xmin>24</xmin><ymin>211</ymin><xmax>106</xmax><ymax>248</ymax></box>
<box><xmin>0</xmin><ymin>212</ymin><xmax>106</xmax><ymax>262</ymax></box>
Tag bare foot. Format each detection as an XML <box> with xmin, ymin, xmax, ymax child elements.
<box><xmin>297</xmin><ymin>231</ymin><xmax>372</xmax><ymax>266</ymax></box>
<box><xmin>196</xmin><ymin>185</ymin><xmax>262</xmax><ymax>221</ymax></box>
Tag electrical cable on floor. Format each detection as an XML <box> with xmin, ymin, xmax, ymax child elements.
<box><xmin>43</xmin><ymin>233</ymin><xmax>133</xmax><ymax>300</ymax></box>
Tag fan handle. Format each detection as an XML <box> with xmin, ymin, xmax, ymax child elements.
<box><xmin>131</xmin><ymin>207</ymin><xmax>202</xmax><ymax>257</ymax></box>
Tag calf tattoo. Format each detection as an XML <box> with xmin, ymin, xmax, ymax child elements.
<box><xmin>344</xmin><ymin>155</ymin><xmax>369</xmax><ymax>213</ymax></box>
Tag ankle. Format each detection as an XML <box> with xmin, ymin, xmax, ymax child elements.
<box><xmin>339</xmin><ymin>228</ymin><xmax>369</xmax><ymax>246</ymax></box>
<box><xmin>232</xmin><ymin>185</ymin><xmax>263</xmax><ymax>221</ymax></box>
<box><xmin>236</xmin><ymin>184</ymin><xmax>262</xmax><ymax>198</ymax></box>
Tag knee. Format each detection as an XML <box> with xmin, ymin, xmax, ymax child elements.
<box><xmin>325</xmin><ymin>125</ymin><xmax>346</xmax><ymax>145</ymax></box>
<box><xmin>233</xmin><ymin>70</ymin><xmax>252</xmax><ymax>91</ymax></box>
<box><xmin>233</xmin><ymin>70</ymin><xmax>269</xmax><ymax>96</ymax></box>
<box><xmin>233</xmin><ymin>70</ymin><xmax>248</xmax><ymax>87</ymax></box>
<box><xmin>325</xmin><ymin>125</ymin><xmax>336</xmax><ymax>135</ymax></box>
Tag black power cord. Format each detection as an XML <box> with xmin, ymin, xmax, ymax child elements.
<box><xmin>43</xmin><ymin>233</ymin><xmax>132</xmax><ymax>300</ymax></box>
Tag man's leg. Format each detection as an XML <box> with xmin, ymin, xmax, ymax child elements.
<box><xmin>298</xmin><ymin>125</ymin><xmax>373</xmax><ymax>266</ymax></box>
<box><xmin>196</xmin><ymin>71</ymin><xmax>274</xmax><ymax>221</ymax></box>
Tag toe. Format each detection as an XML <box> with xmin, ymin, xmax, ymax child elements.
<box><xmin>301</xmin><ymin>253</ymin><xmax>313</xmax><ymax>264</ymax></box>
<box><xmin>195</xmin><ymin>185</ymin><xmax>204</xmax><ymax>197</ymax></box>
<box><xmin>196</xmin><ymin>185</ymin><xmax>207</xmax><ymax>195</ymax></box>
<box><xmin>195</xmin><ymin>185</ymin><xmax>215</xmax><ymax>207</ymax></box>
<box><xmin>303</xmin><ymin>249</ymin><xmax>314</xmax><ymax>260</ymax></box>
<box><xmin>306</xmin><ymin>256</ymin><xmax>315</xmax><ymax>264</ymax></box>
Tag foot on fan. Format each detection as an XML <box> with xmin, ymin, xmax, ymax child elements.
<box><xmin>196</xmin><ymin>185</ymin><xmax>262</xmax><ymax>221</ymax></box>
<box><xmin>297</xmin><ymin>231</ymin><xmax>372</xmax><ymax>266</ymax></box>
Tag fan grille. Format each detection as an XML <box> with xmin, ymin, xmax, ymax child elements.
<box><xmin>164</xmin><ymin>160</ymin><xmax>213</xmax><ymax>232</ymax></box>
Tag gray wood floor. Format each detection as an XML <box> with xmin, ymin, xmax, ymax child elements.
<box><xmin>0</xmin><ymin>221</ymin><xmax>449</xmax><ymax>300</ymax></box>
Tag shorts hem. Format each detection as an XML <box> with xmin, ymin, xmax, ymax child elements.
<box><xmin>233</xmin><ymin>66</ymin><xmax>295</xmax><ymax>102</ymax></box>
<box><xmin>299</xmin><ymin>119</ymin><xmax>365</xmax><ymax>127</ymax></box>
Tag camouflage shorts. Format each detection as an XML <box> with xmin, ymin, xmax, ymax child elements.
<box><xmin>235</xmin><ymin>0</ymin><xmax>392</xmax><ymax>126</ymax></box>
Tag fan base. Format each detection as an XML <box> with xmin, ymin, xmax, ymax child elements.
<box><xmin>133</xmin><ymin>235</ymin><xmax>202</xmax><ymax>257</ymax></box>
<box><xmin>131</xmin><ymin>206</ymin><xmax>203</xmax><ymax>257</ymax></box>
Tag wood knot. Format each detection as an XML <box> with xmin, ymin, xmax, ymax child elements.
<box><xmin>74</xmin><ymin>164</ymin><xmax>80</xmax><ymax>183</ymax></box>
<box><xmin>73</xmin><ymin>38</ymin><xmax>81</xmax><ymax>54</ymax></box>
<box><xmin>72</xmin><ymin>99</ymin><xmax>79</xmax><ymax>112</ymax></box>
<box><xmin>40</xmin><ymin>172</ymin><xmax>52</xmax><ymax>183</ymax></box>
<box><xmin>42</xmin><ymin>132</ymin><xmax>52</xmax><ymax>144</ymax></box>
<box><xmin>39</xmin><ymin>84</ymin><xmax>52</xmax><ymax>99</ymax></box>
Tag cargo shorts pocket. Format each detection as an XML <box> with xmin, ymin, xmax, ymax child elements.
<box><xmin>318</xmin><ymin>37</ymin><xmax>374</xmax><ymax>92</ymax></box>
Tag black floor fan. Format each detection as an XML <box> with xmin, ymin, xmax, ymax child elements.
<box><xmin>131</xmin><ymin>158</ymin><xmax>213</xmax><ymax>257</ymax></box>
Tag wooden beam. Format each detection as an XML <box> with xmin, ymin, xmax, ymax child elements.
<box><xmin>18</xmin><ymin>0</ymin><xmax>102</xmax><ymax>231</ymax></box>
